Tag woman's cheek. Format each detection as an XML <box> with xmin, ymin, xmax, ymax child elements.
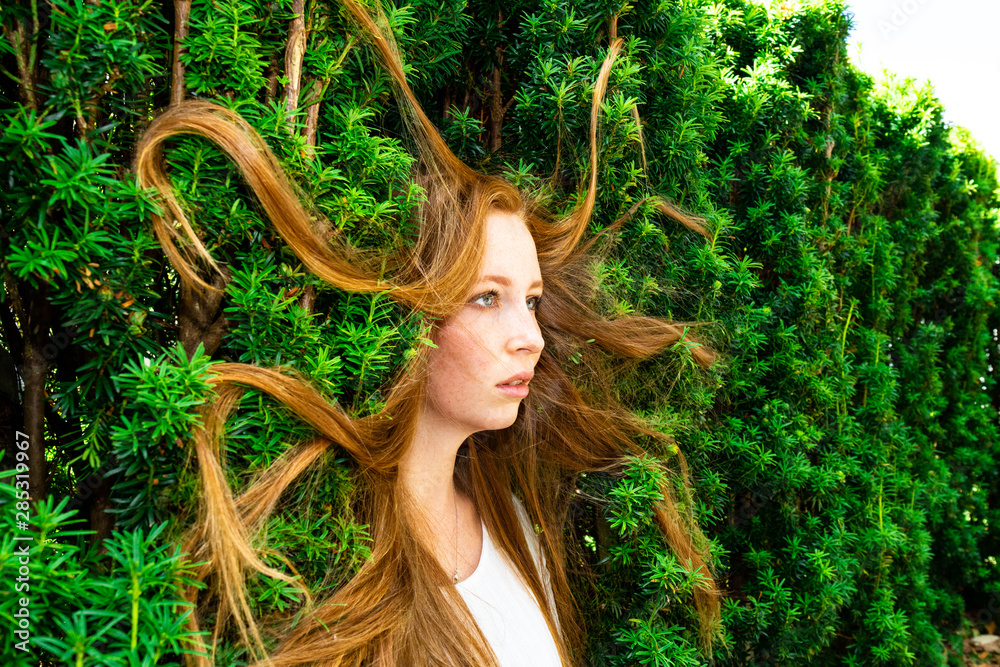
<box><xmin>436</xmin><ymin>328</ymin><xmax>479</xmax><ymax>390</ymax></box>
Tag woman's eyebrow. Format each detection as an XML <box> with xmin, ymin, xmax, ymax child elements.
<box><xmin>481</xmin><ymin>275</ymin><xmax>544</xmax><ymax>290</ymax></box>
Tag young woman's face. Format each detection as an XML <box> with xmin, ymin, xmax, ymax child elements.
<box><xmin>423</xmin><ymin>211</ymin><xmax>545</xmax><ymax>437</ymax></box>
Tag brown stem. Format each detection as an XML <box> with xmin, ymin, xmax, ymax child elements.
<box><xmin>3</xmin><ymin>19</ymin><xmax>38</xmax><ymax>110</ymax></box>
<box><xmin>179</xmin><ymin>269</ymin><xmax>231</xmax><ymax>358</ymax></box>
<box><xmin>303</xmin><ymin>78</ymin><xmax>327</xmax><ymax>151</ymax></box>
<box><xmin>442</xmin><ymin>85</ymin><xmax>453</xmax><ymax>118</ymax></box>
<box><xmin>171</xmin><ymin>0</ymin><xmax>192</xmax><ymax>106</ymax></box>
<box><xmin>266</xmin><ymin>54</ymin><xmax>279</xmax><ymax>102</ymax></box>
<box><xmin>87</xmin><ymin>472</ymin><xmax>115</xmax><ymax>548</ymax></box>
<box><xmin>298</xmin><ymin>284</ymin><xmax>316</xmax><ymax>314</ymax></box>
<box><xmin>73</xmin><ymin>106</ymin><xmax>90</xmax><ymax>140</ymax></box>
<box><xmin>305</xmin><ymin>103</ymin><xmax>320</xmax><ymax>147</ymax></box>
<box><xmin>85</xmin><ymin>67</ymin><xmax>122</xmax><ymax>133</ymax></box>
<box><xmin>284</xmin><ymin>0</ymin><xmax>307</xmax><ymax>117</ymax></box>
<box><xmin>488</xmin><ymin>63</ymin><xmax>502</xmax><ymax>152</ymax></box>
<box><xmin>21</xmin><ymin>282</ymin><xmax>51</xmax><ymax>503</ymax></box>
<box><xmin>631</xmin><ymin>105</ymin><xmax>647</xmax><ymax>175</ymax></box>
<box><xmin>486</xmin><ymin>10</ymin><xmax>508</xmax><ymax>154</ymax></box>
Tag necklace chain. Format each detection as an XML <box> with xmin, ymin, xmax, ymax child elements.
<box><xmin>453</xmin><ymin>489</ymin><xmax>459</xmax><ymax>584</ymax></box>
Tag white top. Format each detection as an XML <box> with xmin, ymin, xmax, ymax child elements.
<box><xmin>456</xmin><ymin>501</ymin><xmax>562</xmax><ymax>667</ymax></box>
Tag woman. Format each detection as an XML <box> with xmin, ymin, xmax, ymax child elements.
<box><xmin>135</xmin><ymin>1</ymin><xmax>720</xmax><ymax>664</ymax></box>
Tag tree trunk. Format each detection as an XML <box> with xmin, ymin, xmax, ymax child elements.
<box><xmin>20</xmin><ymin>282</ymin><xmax>51</xmax><ymax>503</ymax></box>
<box><xmin>178</xmin><ymin>270</ymin><xmax>230</xmax><ymax>358</ymax></box>
<box><xmin>304</xmin><ymin>78</ymin><xmax>326</xmax><ymax>152</ymax></box>
<box><xmin>284</xmin><ymin>0</ymin><xmax>307</xmax><ymax>116</ymax></box>
<box><xmin>3</xmin><ymin>13</ymin><xmax>38</xmax><ymax>111</ymax></box>
<box><xmin>171</xmin><ymin>0</ymin><xmax>192</xmax><ymax>106</ymax></box>
<box><xmin>88</xmin><ymin>473</ymin><xmax>115</xmax><ymax>548</ymax></box>
<box><xmin>488</xmin><ymin>63</ymin><xmax>503</xmax><ymax>152</ymax></box>
<box><xmin>266</xmin><ymin>53</ymin><xmax>279</xmax><ymax>102</ymax></box>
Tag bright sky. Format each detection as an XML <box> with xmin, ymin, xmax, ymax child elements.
<box><xmin>845</xmin><ymin>0</ymin><xmax>1000</xmax><ymax>163</ymax></box>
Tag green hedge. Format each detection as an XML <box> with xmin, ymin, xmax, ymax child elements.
<box><xmin>1</xmin><ymin>0</ymin><xmax>997</xmax><ymax>664</ymax></box>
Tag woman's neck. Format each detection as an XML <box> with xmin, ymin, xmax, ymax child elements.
<box><xmin>399</xmin><ymin>404</ymin><xmax>469</xmax><ymax>508</ymax></box>
<box><xmin>399</xmin><ymin>404</ymin><xmax>483</xmax><ymax>581</ymax></box>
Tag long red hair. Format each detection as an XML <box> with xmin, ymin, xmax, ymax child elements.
<box><xmin>134</xmin><ymin>1</ymin><xmax>721</xmax><ymax>664</ymax></box>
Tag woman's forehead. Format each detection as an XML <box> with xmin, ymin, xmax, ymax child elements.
<box><xmin>479</xmin><ymin>212</ymin><xmax>541</xmax><ymax>280</ymax></box>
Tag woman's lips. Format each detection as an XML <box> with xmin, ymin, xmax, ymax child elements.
<box><xmin>497</xmin><ymin>382</ymin><xmax>529</xmax><ymax>398</ymax></box>
<box><xmin>497</xmin><ymin>371</ymin><xmax>532</xmax><ymax>398</ymax></box>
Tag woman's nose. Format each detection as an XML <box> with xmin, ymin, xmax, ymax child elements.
<box><xmin>510</xmin><ymin>303</ymin><xmax>545</xmax><ymax>354</ymax></box>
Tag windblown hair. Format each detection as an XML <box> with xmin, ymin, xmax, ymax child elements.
<box><xmin>135</xmin><ymin>1</ymin><xmax>721</xmax><ymax>665</ymax></box>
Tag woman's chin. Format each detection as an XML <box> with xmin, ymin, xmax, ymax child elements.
<box><xmin>472</xmin><ymin>407</ymin><xmax>521</xmax><ymax>433</ymax></box>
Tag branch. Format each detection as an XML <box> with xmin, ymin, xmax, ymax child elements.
<box><xmin>171</xmin><ymin>0</ymin><xmax>192</xmax><ymax>106</ymax></box>
<box><xmin>298</xmin><ymin>284</ymin><xmax>316</xmax><ymax>314</ymax></box>
<box><xmin>284</xmin><ymin>0</ymin><xmax>307</xmax><ymax>118</ymax></box>
<box><xmin>487</xmin><ymin>12</ymin><xmax>507</xmax><ymax>151</ymax></box>
<box><xmin>3</xmin><ymin>18</ymin><xmax>38</xmax><ymax>110</ymax></box>
<box><xmin>488</xmin><ymin>62</ymin><xmax>503</xmax><ymax>152</ymax></box>
<box><xmin>502</xmin><ymin>94</ymin><xmax>517</xmax><ymax>115</ymax></box>
<box><xmin>178</xmin><ymin>269</ymin><xmax>231</xmax><ymax>358</ymax></box>
<box><xmin>20</xmin><ymin>282</ymin><xmax>51</xmax><ymax>503</ymax></box>
<box><xmin>303</xmin><ymin>77</ymin><xmax>328</xmax><ymax>152</ymax></box>
<box><xmin>266</xmin><ymin>53</ymin><xmax>279</xmax><ymax>103</ymax></box>
<box><xmin>631</xmin><ymin>105</ymin><xmax>647</xmax><ymax>175</ymax></box>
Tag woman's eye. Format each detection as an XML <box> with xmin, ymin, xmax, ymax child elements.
<box><xmin>527</xmin><ymin>295</ymin><xmax>542</xmax><ymax>311</ymax></box>
<box><xmin>473</xmin><ymin>291</ymin><xmax>499</xmax><ymax>307</ymax></box>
